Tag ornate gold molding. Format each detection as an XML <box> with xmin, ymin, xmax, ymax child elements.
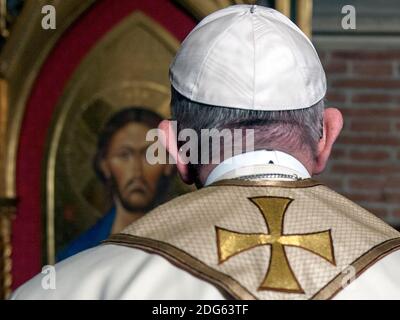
<box><xmin>0</xmin><ymin>199</ymin><xmax>16</xmax><ymax>299</ymax></box>
<box><xmin>176</xmin><ymin>0</ymin><xmax>256</xmax><ymax>20</ymax></box>
<box><xmin>0</xmin><ymin>78</ymin><xmax>7</xmax><ymax>196</ymax></box>
<box><xmin>0</xmin><ymin>78</ymin><xmax>16</xmax><ymax>299</ymax></box>
<box><xmin>0</xmin><ymin>0</ymin><xmax>8</xmax><ymax>38</ymax></box>
<box><xmin>0</xmin><ymin>0</ymin><xmax>97</xmax><ymax>201</ymax></box>
<box><xmin>275</xmin><ymin>0</ymin><xmax>291</xmax><ymax>18</ymax></box>
<box><xmin>296</xmin><ymin>0</ymin><xmax>313</xmax><ymax>39</ymax></box>
<box><xmin>177</xmin><ymin>0</ymin><xmax>313</xmax><ymax>38</ymax></box>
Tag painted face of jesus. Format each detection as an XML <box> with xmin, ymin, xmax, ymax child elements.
<box><xmin>101</xmin><ymin>122</ymin><xmax>172</xmax><ymax>212</ymax></box>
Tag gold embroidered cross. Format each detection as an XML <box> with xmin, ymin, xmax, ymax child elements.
<box><xmin>216</xmin><ymin>196</ymin><xmax>336</xmax><ymax>293</ymax></box>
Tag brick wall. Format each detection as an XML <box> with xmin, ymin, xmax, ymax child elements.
<box><xmin>316</xmin><ymin>49</ymin><xmax>400</xmax><ymax>226</ymax></box>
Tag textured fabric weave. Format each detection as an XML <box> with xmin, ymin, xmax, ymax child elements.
<box><xmin>114</xmin><ymin>180</ymin><xmax>400</xmax><ymax>299</ymax></box>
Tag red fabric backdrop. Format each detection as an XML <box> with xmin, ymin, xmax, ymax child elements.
<box><xmin>12</xmin><ymin>0</ymin><xmax>196</xmax><ymax>289</ymax></box>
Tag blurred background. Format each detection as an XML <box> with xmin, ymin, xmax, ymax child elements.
<box><xmin>0</xmin><ymin>0</ymin><xmax>399</xmax><ymax>298</ymax></box>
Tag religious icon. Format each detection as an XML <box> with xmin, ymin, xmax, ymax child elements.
<box><xmin>51</xmin><ymin>100</ymin><xmax>189</xmax><ymax>262</ymax></box>
<box><xmin>38</xmin><ymin>11</ymin><xmax>184</xmax><ymax>265</ymax></box>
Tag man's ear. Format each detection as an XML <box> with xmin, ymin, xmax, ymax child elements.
<box><xmin>158</xmin><ymin>120</ymin><xmax>194</xmax><ymax>184</ymax></box>
<box><xmin>313</xmin><ymin>108</ymin><xmax>343</xmax><ymax>175</ymax></box>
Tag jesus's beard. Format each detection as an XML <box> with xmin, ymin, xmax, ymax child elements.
<box><xmin>108</xmin><ymin>175</ymin><xmax>171</xmax><ymax>214</ymax></box>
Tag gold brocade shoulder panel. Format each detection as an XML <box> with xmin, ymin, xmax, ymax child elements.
<box><xmin>104</xmin><ymin>181</ymin><xmax>400</xmax><ymax>300</ymax></box>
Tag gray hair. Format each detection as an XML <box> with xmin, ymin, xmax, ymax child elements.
<box><xmin>171</xmin><ymin>86</ymin><xmax>324</xmax><ymax>164</ymax></box>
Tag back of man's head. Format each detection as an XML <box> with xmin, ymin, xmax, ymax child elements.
<box><xmin>166</xmin><ymin>5</ymin><xmax>342</xmax><ymax>184</ymax></box>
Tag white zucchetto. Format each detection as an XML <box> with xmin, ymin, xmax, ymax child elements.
<box><xmin>169</xmin><ymin>4</ymin><xmax>326</xmax><ymax>111</ymax></box>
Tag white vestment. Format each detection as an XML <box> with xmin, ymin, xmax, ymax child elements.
<box><xmin>11</xmin><ymin>151</ymin><xmax>400</xmax><ymax>300</ymax></box>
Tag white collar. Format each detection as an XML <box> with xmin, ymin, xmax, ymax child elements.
<box><xmin>205</xmin><ymin>150</ymin><xmax>311</xmax><ymax>186</ymax></box>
